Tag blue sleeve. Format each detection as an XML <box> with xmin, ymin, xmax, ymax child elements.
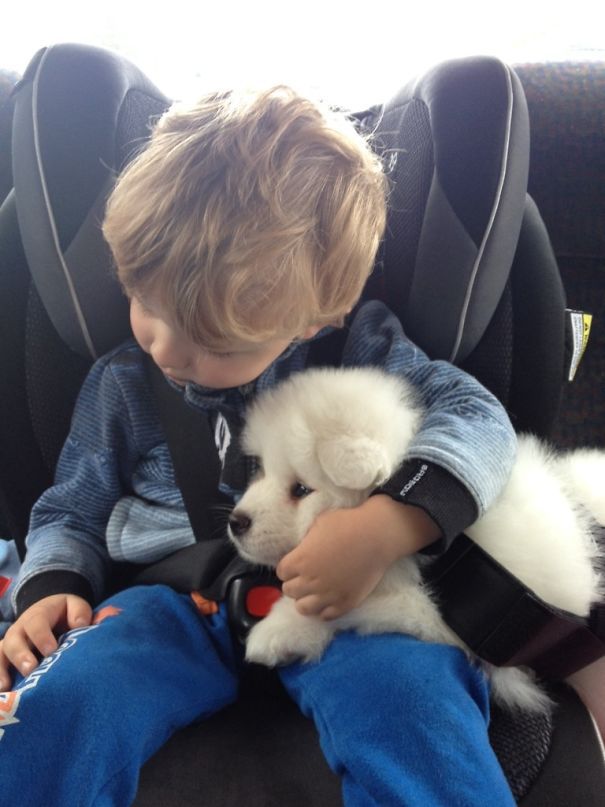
<box><xmin>12</xmin><ymin>346</ymin><xmax>145</xmax><ymax>612</ymax></box>
<box><xmin>342</xmin><ymin>300</ymin><xmax>517</xmax><ymax>548</ymax></box>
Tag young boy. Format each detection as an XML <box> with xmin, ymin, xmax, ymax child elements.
<box><xmin>0</xmin><ymin>86</ymin><xmax>517</xmax><ymax>806</ymax></box>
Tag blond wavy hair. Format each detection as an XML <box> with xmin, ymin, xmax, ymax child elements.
<box><xmin>102</xmin><ymin>85</ymin><xmax>387</xmax><ymax>347</ymax></box>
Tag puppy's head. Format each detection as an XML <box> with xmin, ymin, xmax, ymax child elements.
<box><xmin>228</xmin><ymin>367</ymin><xmax>422</xmax><ymax>567</ymax></box>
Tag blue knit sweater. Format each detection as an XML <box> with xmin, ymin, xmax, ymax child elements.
<box><xmin>13</xmin><ymin>300</ymin><xmax>516</xmax><ymax>613</ymax></box>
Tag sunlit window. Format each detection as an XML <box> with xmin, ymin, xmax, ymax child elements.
<box><xmin>4</xmin><ymin>0</ymin><xmax>605</xmax><ymax>108</ymax></box>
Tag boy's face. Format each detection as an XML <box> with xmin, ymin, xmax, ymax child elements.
<box><xmin>130</xmin><ymin>295</ymin><xmax>319</xmax><ymax>389</ymax></box>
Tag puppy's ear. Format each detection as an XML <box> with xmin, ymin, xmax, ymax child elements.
<box><xmin>317</xmin><ymin>436</ymin><xmax>393</xmax><ymax>490</ymax></box>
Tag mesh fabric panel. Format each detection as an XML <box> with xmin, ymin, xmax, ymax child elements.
<box><xmin>489</xmin><ymin>705</ymin><xmax>553</xmax><ymax>802</ymax></box>
<box><xmin>25</xmin><ymin>285</ymin><xmax>91</xmax><ymax>474</ymax></box>
<box><xmin>364</xmin><ymin>99</ymin><xmax>434</xmax><ymax>320</ymax></box>
<box><xmin>459</xmin><ymin>282</ymin><xmax>514</xmax><ymax>408</ymax></box>
<box><xmin>115</xmin><ymin>89</ymin><xmax>170</xmax><ymax>172</ymax></box>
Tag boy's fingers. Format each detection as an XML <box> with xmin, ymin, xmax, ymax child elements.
<box><xmin>0</xmin><ymin>596</ymin><xmax>92</xmax><ymax>683</ymax></box>
<box><xmin>21</xmin><ymin>612</ymin><xmax>59</xmax><ymax>658</ymax></box>
<box><xmin>1</xmin><ymin>627</ymin><xmax>39</xmax><ymax>677</ymax></box>
<box><xmin>276</xmin><ymin>553</ymin><xmax>298</xmax><ymax>581</ymax></box>
<box><xmin>275</xmin><ymin>559</ymin><xmax>288</xmax><ymax>581</ymax></box>
<box><xmin>281</xmin><ymin>578</ymin><xmax>304</xmax><ymax>599</ymax></box>
<box><xmin>282</xmin><ymin>576</ymin><xmax>322</xmax><ymax>600</ymax></box>
<box><xmin>0</xmin><ymin>648</ymin><xmax>13</xmax><ymax>690</ymax></box>
<box><xmin>294</xmin><ymin>593</ymin><xmax>329</xmax><ymax>616</ymax></box>
<box><xmin>66</xmin><ymin>597</ymin><xmax>92</xmax><ymax>630</ymax></box>
<box><xmin>319</xmin><ymin>604</ymin><xmax>343</xmax><ymax>621</ymax></box>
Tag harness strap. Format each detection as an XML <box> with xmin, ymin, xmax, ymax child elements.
<box><xmin>424</xmin><ymin>534</ymin><xmax>605</xmax><ymax>678</ymax></box>
<box><xmin>144</xmin><ymin>355</ymin><xmax>224</xmax><ymax>541</ymax></box>
<box><xmin>133</xmin><ymin>357</ymin><xmax>248</xmax><ymax>601</ymax></box>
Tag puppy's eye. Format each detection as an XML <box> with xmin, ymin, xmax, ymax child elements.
<box><xmin>290</xmin><ymin>481</ymin><xmax>314</xmax><ymax>499</ymax></box>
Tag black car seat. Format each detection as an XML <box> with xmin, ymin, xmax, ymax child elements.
<box><xmin>0</xmin><ymin>43</ymin><xmax>603</xmax><ymax>806</ymax></box>
<box><xmin>0</xmin><ymin>68</ymin><xmax>19</xmax><ymax>206</ymax></box>
<box><xmin>515</xmin><ymin>61</ymin><xmax>605</xmax><ymax>451</ymax></box>
<box><xmin>0</xmin><ymin>66</ymin><xmax>20</xmax><ymax>541</ymax></box>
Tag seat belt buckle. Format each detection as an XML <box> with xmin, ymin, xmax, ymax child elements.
<box><xmin>226</xmin><ymin>573</ymin><xmax>282</xmax><ymax>644</ymax></box>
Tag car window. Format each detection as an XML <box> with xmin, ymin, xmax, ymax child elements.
<box><xmin>5</xmin><ymin>1</ymin><xmax>605</xmax><ymax>108</ymax></box>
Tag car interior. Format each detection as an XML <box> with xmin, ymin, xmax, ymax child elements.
<box><xmin>0</xmin><ymin>36</ymin><xmax>604</xmax><ymax>807</ymax></box>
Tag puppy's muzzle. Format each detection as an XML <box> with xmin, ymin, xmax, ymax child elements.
<box><xmin>229</xmin><ymin>510</ymin><xmax>252</xmax><ymax>537</ymax></box>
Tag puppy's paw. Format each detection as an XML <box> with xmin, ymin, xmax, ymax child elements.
<box><xmin>245</xmin><ymin>600</ymin><xmax>334</xmax><ymax>666</ymax></box>
<box><xmin>245</xmin><ymin>618</ymin><xmax>304</xmax><ymax>666</ymax></box>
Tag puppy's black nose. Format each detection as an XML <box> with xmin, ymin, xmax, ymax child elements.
<box><xmin>229</xmin><ymin>511</ymin><xmax>252</xmax><ymax>537</ymax></box>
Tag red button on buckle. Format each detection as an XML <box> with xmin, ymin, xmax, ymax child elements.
<box><xmin>245</xmin><ymin>586</ymin><xmax>282</xmax><ymax>617</ymax></box>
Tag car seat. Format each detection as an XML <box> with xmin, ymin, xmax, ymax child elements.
<box><xmin>515</xmin><ymin>61</ymin><xmax>605</xmax><ymax>451</ymax></box>
<box><xmin>0</xmin><ymin>43</ymin><xmax>603</xmax><ymax>806</ymax></box>
<box><xmin>0</xmin><ymin>67</ymin><xmax>20</xmax><ymax>542</ymax></box>
<box><xmin>0</xmin><ymin>67</ymin><xmax>19</xmax><ymax>206</ymax></box>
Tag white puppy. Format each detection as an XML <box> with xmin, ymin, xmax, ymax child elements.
<box><xmin>228</xmin><ymin>367</ymin><xmax>604</xmax><ymax>712</ymax></box>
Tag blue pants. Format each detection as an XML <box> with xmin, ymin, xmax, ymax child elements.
<box><xmin>0</xmin><ymin>585</ymin><xmax>514</xmax><ymax>807</ymax></box>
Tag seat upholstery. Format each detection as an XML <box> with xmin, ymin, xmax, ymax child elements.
<box><xmin>516</xmin><ymin>62</ymin><xmax>605</xmax><ymax>448</ymax></box>
<box><xmin>0</xmin><ymin>68</ymin><xmax>19</xmax><ymax>204</ymax></box>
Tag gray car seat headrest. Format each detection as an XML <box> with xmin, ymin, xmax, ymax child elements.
<box><xmin>12</xmin><ymin>43</ymin><xmax>170</xmax><ymax>359</ymax></box>
<box><xmin>369</xmin><ymin>56</ymin><xmax>529</xmax><ymax>362</ymax></box>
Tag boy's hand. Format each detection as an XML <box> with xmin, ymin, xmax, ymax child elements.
<box><xmin>0</xmin><ymin>594</ymin><xmax>92</xmax><ymax>690</ymax></box>
<box><xmin>276</xmin><ymin>495</ymin><xmax>441</xmax><ymax>620</ymax></box>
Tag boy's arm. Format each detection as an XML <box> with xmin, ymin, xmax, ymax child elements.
<box><xmin>279</xmin><ymin>301</ymin><xmax>516</xmax><ymax>619</ymax></box>
<box><xmin>278</xmin><ymin>495</ymin><xmax>442</xmax><ymax>618</ymax></box>
<box><xmin>12</xmin><ymin>347</ymin><xmax>143</xmax><ymax>615</ymax></box>
<box><xmin>343</xmin><ymin>300</ymin><xmax>517</xmax><ymax>552</ymax></box>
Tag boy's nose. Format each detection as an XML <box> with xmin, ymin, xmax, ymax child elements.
<box><xmin>151</xmin><ymin>341</ymin><xmax>189</xmax><ymax>373</ymax></box>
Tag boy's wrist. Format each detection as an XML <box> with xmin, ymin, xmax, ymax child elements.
<box><xmin>15</xmin><ymin>571</ymin><xmax>95</xmax><ymax>617</ymax></box>
<box><xmin>372</xmin><ymin>459</ymin><xmax>478</xmax><ymax>551</ymax></box>
<box><xmin>357</xmin><ymin>494</ymin><xmax>442</xmax><ymax>562</ymax></box>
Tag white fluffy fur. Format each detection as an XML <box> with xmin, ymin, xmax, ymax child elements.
<box><xmin>228</xmin><ymin>367</ymin><xmax>604</xmax><ymax>713</ymax></box>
